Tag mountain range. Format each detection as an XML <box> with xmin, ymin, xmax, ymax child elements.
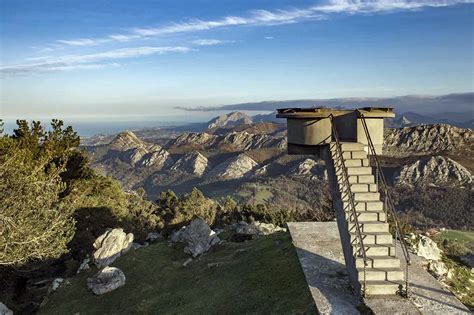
<box><xmin>83</xmin><ymin>111</ymin><xmax>473</xmax><ymax>230</ymax></box>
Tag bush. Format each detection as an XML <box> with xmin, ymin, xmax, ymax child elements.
<box><xmin>0</xmin><ymin>147</ymin><xmax>75</xmax><ymax>266</ymax></box>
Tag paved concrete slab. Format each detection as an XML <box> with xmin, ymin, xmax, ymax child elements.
<box><xmin>287</xmin><ymin>222</ymin><xmax>360</xmax><ymax>314</ymax></box>
<box><xmin>287</xmin><ymin>222</ymin><xmax>470</xmax><ymax>315</ymax></box>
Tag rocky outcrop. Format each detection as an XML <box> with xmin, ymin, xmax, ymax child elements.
<box><xmin>207</xmin><ymin>154</ymin><xmax>258</xmax><ymax>180</ymax></box>
<box><xmin>220</xmin><ymin>132</ymin><xmax>286</xmax><ymax>151</ymax></box>
<box><xmin>87</xmin><ymin>267</ymin><xmax>126</xmax><ymax>295</ymax></box>
<box><xmin>167</xmin><ymin>131</ymin><xmax>285</xmax><ymax>151</ymax></box>
<box><xmin>110</xmin><ymin>130</ymin><xmax>145</xmax><ymax>151</ymax></box>
<box><xmin>171</xmin><ymin>151</ymin><xmax>210</xmax><ymax>176</ymax></box>
<box><xmin>93</xmin><ymin>229</ymin><xmax>134</xmax><ymax>268</ymax></box>
<box><xmin>139</xmin><ymin>147</ymin><xmax>173</xmax><ymax>168</ymax></box>
<box><xmin>0</xmin><ymin>302</ymin><xmax>13</xmax><ymax>315</ymax></box>
<box><xmin>394</xmin><ymin>156</ymin><xmax>472</xmax><ymax>186</ymax></box>
<box><xmin>169</xmin><ymin>132</ymin><xmax>217</xmax><ymax>148</ymax></box>
<box><xmin>288</xmin><ymin>158</ymin><xmax>327</xmax><ymax>180</ymax></box>
<box><xmin>207</xmin><ymin>111</ymin><xmax>252</xmax><ymax>129</ymax></box>
<box><xmin>171</xmin><ymin>218</ymin><xmax>220</xmax><ymax>257</ymax></box>
<box><xmin>414</xmin><ymin>235</ymin><xmax>442</xmax><ymax>261</ymax></box>
<box><xmin>109</xmin><ymin>131</ymin><xmax>173</xmax><ymax>169</ymax></box>
<box><xmin>384</xmin><ymin>124</ymin><xmax>473</xmax><ymax>156</ymax></box>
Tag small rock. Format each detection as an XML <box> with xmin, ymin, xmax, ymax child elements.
<box><xmin>207</xmin><ymin>262</ymin><xmax>220</xmax><ymax>268</ymax></box>
<box><xmin>51</xmin><ymin>278</ymin><xmax>64</xmax><ymax>291</ymax></box>
<box><xmin>93</xmin><ymin>228</ymin><xmax>134</xmax><ymax>268</ymax></box>
<box><xmin>0</xmin><ymin>302</ymin><xmax>13</xmax><ymax>315</ymax></box>
<box><xmin>235</xmin><ymin>221</ymin><xmax>286</xmax><ymax>236</ymax></box>
<box><xmin>428</xmin><ymin>261</ymin><xmax>448</xmax><ymax>279</ymax></box>
<box><xmin>87</xmin><ymin>267</ymin><xmax>126</xmax><ymax>295</ymax></box>
<box><xmin>77</xmin><ymin>258</ymin><xmax>90</xmax><ymax>274</ymax></box>
<box><xmin>131</xmin><ymin>242</ymin><xmax>144</xmax><ymax>250</ymax></box>
<box><xmin>145</xmin><ymin>232</ymin><xmax>162</xmax><ymax>243</ymax></box>
<box><xmin>182</xmin><ymin>258</ymin><xmax>193</xmax><ymax>267</ymax></box>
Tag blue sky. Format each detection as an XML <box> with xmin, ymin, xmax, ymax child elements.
<box><xmin>1</xmin><ymin>0</ymin><xmax>473</xmax><ymax>121</ymax></box>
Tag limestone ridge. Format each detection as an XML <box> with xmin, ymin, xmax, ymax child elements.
<box><xmin>110</xmin><ymin>131</ymin><xmax>173</xmax><ymax>168</ymax></box>
<box><xmin>207</xmin><ymin>153</ymin><xmax>258</xmax><ymax>180</ymax></box>
<box><xmin>384</xmin><ymin>124</ymin><xmax>473</xmax><ymax>155</ymax></box>
<box><xmin>207</xmin><ymin>111</ymin><xmax>253</xmax><ymax>129</ymax></box>
<box><xmin>171</xmin><ymin>151</ymin><xmax>210</xmax><ymax>176</ymax></box>
<box><xmin>167</xmin><ymin>131</ymin><xmax>285</xmax><ymax>151</ymax></box>
<box><xmin>288</xmin><ymin>158</ymin><xmax>327</xmax><ymax>180</ymax></box>
<box><xmin>394</xmin><ymin>156</ymin><xmax>473</xmax><ymax>187</ymax></box>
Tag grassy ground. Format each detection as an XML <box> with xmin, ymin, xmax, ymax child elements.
<box><xmin>439</xmin><ymin>230</ymin><xmax>474</xmax><ymax>244</ymax></box>
<box><xmin>40</xmin><ymin>233</ymin><xmax>316</xmax><ymax>315</ymax></box>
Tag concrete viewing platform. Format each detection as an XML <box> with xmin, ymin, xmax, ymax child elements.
<box><xmin>287</xmin><ymin>222</ymin><xmax>470</xmax><ymax>315</ymax></box>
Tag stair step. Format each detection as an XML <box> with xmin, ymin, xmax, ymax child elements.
<box><xmin>349</xmin><ymin>221</ymin><xmax>389</xmax><ymax>233</ymax></box>
<box><xmin>356</xmin><ymin>256</ymin><xmax>401</xmax><ymax>269</ymax></box>
<box><xmin>347</xmin><ymin>175</ymin><xmax>375</xmax><ymax>184</ymax></box>
<box><xmin>343</xmin><ymin>201</ymin><xmax>383</xmax><ymax>212</ymax></box>
<box><xmin>364</xmin><ymin>280</ymin><xmax>404</xmax><ymax>296</ymax></box>
<box><xmin>340</xmin><ymin>192</ymin><xmax>380</xmax><ymax>202</ymax></box>
<box><xmin>350</xmin><ymin>232</ymin><xmax>393</xmax><ymax>245</ymax></box>
<box><xmin>354</xmin><ymin>192</ymin><xmax>380</xmax><ymax>201</ymax></box>
<box><xmin>345</xmin><ymin>211</ymin><xmax>386</xmax><ymax>222</ymax></box>
<box><xmin>357</xmin><ymin>268</ymin><xmax>404</xmax><ymax>281</ymax></box>
<box><xmin>343</xmin><ymin>158</ymin><xmax>370</xmax><ymax>167</ymax></box>
<box><xmin>341</xmin><ymin>151</ymin><xmax>367</xmax><ymax>160</ymax></box>
<box><xmin>340</xmin><ymin>142</ymin><xmax>365</xmax><ymax>151</ymax></box>
<box><xmin>350</xmin><ymin>183</ymin><xmax>377</xmax><ymax>192</ymax></box>
<box><xmin>346</xmin><ymin>167</ymin><xmax>373</xmax><ymax>176</ymax></box>
<box><xmin>355</xmin><ymin>244</ymin><xmax>395</xmax><ymax>256</ymax></box>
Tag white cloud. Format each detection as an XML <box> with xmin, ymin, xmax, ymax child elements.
<box><xmin>49</xmin><ymin>1</ymin><xmax>470</xmax><ymax>49</ymax></box>
<box><xmin>1</xmin><ymin>46</ymin><xmax>190</xmax><ymax>76</ymax></box>
<box><xmin>264</xmin><ymin>36</ymin><xmax>275</xmax><ymax>40</ymax></box>
<box><xmin>190</xmin><ymin>39</ymin><xmax>235</xmax><ymax>46</ymax></box>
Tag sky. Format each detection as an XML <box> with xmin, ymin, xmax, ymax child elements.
<box><xmin>1</xmin><ymin>0</ymin><xmax>473</xmax><ymax>121</ymax></box>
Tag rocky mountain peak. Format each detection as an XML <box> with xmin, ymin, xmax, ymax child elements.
<box><xmin>384</xmin><ymin>124</ymin><xmax>473</xmax><ymax>156</ymax></box>
<box><xmin>171</xmin><ymin>151</ymin><xmax>209</xmax><ymax>176</ymax></box>
<box><xmin>394</xmin><ymin>156</ymin><xmax>473</xmax><ymax>186</ymax></box>
<box><xmin>207</xmin><ymin>112</ymin><xmax>253</xmax><ymax>130</ymax></box>
<box><xmin>110</xmin><ymin>131</ymin><xmax>145</xmax><ymax>151</ymax></box>
<box><xmin>207</xmin><ymin>153</ymin><xmax>258</xmax><ymax>180</ymax></box>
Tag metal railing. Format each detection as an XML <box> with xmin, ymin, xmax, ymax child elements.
<box><xmin>359</xmin><ymin>113</ymin><xmax>411</xmax><ymax>297</ymax></box>
<box><xmin>328</xmin><ymin>114</ymin><xmax>368</xmax><ymax>297</ymax></box>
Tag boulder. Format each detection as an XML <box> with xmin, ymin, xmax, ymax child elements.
<box><xmin>93</xmin><ymin>229</ymin><xmax>134</xmax><ymax>268</ymax></box>
<box><xmin>171</xmin><ymin>218</ymin><xmax>220</xmax><ymax>257</ymax></box>
<box><xmin>0</xmin><ymin>302</ymin><xmax>13</xmax><ymax>315</ymax></box>
<box><xmin>415</xmin><ymin>235</ymin><xmax>442</xmax><ymax>261</ymax></box>
<box><xmin>87</xmin><ymin>267</ymin><xmax>126</xmax><ymax>295</ymax></box>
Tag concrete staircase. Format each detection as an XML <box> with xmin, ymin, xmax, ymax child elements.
<box><xmin>326</xmin><ymin>142</ymin><xmax>404</xmax><ymax>296</ymax></box>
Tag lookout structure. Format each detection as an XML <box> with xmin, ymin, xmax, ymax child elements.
<box><xmin>277</xmin><ymin>107</ymin><xmax>411</xmax><ymax>298</ymax></box>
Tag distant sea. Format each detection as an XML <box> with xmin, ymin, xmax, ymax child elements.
<box><xmin>3</xmin><ymin>119</ymin><xmax>190</xmax><ymax>137</ymax></box>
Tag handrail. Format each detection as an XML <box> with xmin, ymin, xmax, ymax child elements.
<box><xmin>328</xmin><ymin>114</ymin><xmax>368</xmax><ymax>297</ymax></box>
<box><xmin>358</xmin><ymin>113</ymin><xmax>411</xmax><ymax>297</ymax></box>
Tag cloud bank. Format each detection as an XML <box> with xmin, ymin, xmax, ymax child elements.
<box><xmin>174</xmin><ymin>92</ymin><xmax>474</xmax><ymax>114</ymax></box>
